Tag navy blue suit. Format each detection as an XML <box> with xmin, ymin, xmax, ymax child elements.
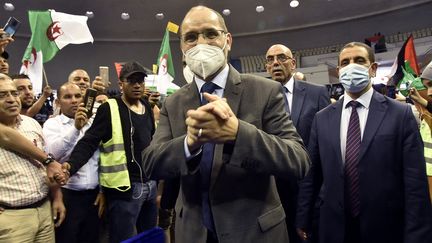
<box><xmin>277</xmin><ymin>80</ymin><xmax>330</xmax><ymax>242</ymax></box>
<box><xmin>296</xmin><ymin>91</ymin><xmax>432</xmax><ymax>243</ymax></box>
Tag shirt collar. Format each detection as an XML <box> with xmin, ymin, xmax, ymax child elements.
<box><xmin>283</xmin><ymin>76</ymin><xmax>294</xmax><ymax>93</ymax></box>
<box><xmin>195</xmin><ymin>64</ymin><xmax>229</xmax><ymax>92</ymax></box>
<box><xmin>59</xmin><ymin>114</ymin><xmax>75</xmax><ymax>125</ymax></box>
<box><xmin>343</xmin><ymin>86</ymin><xmax>374</xmax><ymax>109</ymax></box>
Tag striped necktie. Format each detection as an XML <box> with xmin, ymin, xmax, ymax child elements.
<box><xmin>345</xmin><ymin>100</ymin><xmax>362</xmax><ymax>217</ymax></box>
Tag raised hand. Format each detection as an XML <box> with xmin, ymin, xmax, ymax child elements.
<box><xmin>92</xmin><ymin>76</ymin><xmax>107</xmax><ymax>92</ymax></box>
<box><xmin>74</xmin><ymin>103</ymin><xmax>89</xmax><ymax>130</ymax></box>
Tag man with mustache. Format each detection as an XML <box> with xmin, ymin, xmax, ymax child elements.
<box><xmin>265</xmin><ymin>44</ymin><xmax>330</xmax><ymax>243</ymax></box>
<box><xmin>0</xmin><ymin>74</ymin><xmax>66</xmax><ymax>242</ymax></box>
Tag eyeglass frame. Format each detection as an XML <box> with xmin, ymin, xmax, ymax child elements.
<box><xmin>265</xmin><ymin>54</ymin><xmax>294</xmax><ymax>65</ymax></box>
<box><xmin>179</xmin><ymin>28</ymin><xmax>227</xmax><ymax>45</ymax></box>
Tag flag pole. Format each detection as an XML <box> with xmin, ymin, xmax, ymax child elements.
<box><xmin>42</xmin><ymin>65</ymin><xmax>49</xmax><ymax>87</ymax></box>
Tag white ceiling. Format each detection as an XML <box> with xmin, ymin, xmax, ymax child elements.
<box><xmin>2</xmin><ymin>0</ymin><xmax>432</xmax><ymax>42</ymax></box>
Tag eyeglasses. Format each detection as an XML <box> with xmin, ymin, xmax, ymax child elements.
<box><xmin>180</xmin><ymin>29</ymin><xmax>226</xmax><ymax>45</ymax></box>
<box><xmin>0</xmin><ymin>90</ymin><xmax>19</xmax><ymax>99</ymax></box>
<box><xmin>266</xmin><ymin>54</ymin><xmax>293</xmax><ymax>64</ymax></box>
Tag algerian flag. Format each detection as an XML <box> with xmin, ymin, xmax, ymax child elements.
<box><xmin>155</xmin><ymin>22</ymin><xmax>178</xmax><ymax>94</ymax></box>
<box><xmin>21</xmin><ymin>10</ymin><xmax>93</xmax><ymax>93</ymax></box>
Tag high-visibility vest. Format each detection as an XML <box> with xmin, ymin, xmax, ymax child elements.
<box><xmin>420</xmin><ymin>119</ymin><xmax>432</xmax><ymax>176</ymax></box>
<box><xmin>99</xmin><ymin>99</ymin><xmax>131</xmax><ymax>191</ymax></box>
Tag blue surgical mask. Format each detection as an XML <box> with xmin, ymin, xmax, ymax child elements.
<box><xmin>339</xmin><ymin>63</ymin><xmax>371</xmax><ymax>93</ymax></box>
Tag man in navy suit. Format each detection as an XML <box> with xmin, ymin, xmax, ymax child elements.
<box><xmin>265</xmin><ymin>44</ymin><xmax>330</xmax><ymax>243</ymax></box>
<box><xmin>296</xmin><ymin>42</ymin><xmax>432</xmax><ymax>243</ymax></box>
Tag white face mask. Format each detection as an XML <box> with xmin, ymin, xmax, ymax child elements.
<box><xmin>183</xmin><ymin>65</ymin><xmax>194</xmax><ymax>84</ymax></box>
<box><xmin>339</xmin><ymin>63</ymin><xmax>371</xmax><ymax>93</ymax></box>
<box><xmin>184</xmin><ymin>43</ymin><xmax>226</xmax><ymax>80</ymax></box>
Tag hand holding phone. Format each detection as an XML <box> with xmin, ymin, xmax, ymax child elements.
<box><xmin>99</xmin><ymin>66</ymin><xmax>109</xmax><ymax>87</ymax></box>
<box><xmin>1</xmin><ymin>17</ymin><xmax>21</xmax><ymax>40</ymax></box>
<box><xmin>83</xmin><ymin>88</ymin><xmax>97</xmax><ymax>118</ymax></box>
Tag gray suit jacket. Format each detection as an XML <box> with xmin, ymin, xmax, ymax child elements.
<box><xmin>142</xmin><ymin>66</ymin><xmax>310</xmax><ymax>243</ymax></box>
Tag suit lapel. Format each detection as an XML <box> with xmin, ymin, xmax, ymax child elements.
<box><xmin>291</xmin><ymin>80</ymin><xmax>305</xmax><ymax>127</ymax></box>
<box><xmin>329</xmin><ymin>99</ymin><xmax>344</xmax><ymax>173</ymax></box>
<box><xmin>358</xmin><ymin>91</ymin><xmax>387</xmax><ymax>161</ymax></box>
<box><xmin>210</xmin><ymin>66</ymin><xmax>243</xmax><ymax>189</ymax></box>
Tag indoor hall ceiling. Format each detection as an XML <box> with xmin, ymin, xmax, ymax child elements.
<box><xmin>2</xmin><ymin>0</ymin><xmax>432</xmax><ymax>43</ymax></box>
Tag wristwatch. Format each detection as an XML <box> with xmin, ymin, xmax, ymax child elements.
<box><xmin>43</xmin><ymin>153</ymin><xmax>55</xmax><ymax>165</ymax></box>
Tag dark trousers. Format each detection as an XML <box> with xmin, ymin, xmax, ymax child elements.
<box><xmin>276</xmin><ymin>178</ymin><xmax>302</xmax><ymax>243</ymax></box>
<box><xmin>344</xmin><ymin>215</ymin><xmax>361</xmax><ymax>243</ymax></box>
<box><xmin>107</xmin><ymin>181</ymin><xmax>157</xmax><ymax>243</ymax></box>
<box><xmin>55</xmin><ymin>187</ymin><xmax>100</xmax><ymax>243</ymax></box>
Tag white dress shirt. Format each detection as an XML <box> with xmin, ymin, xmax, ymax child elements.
<box><xmin>282</xmin><ymin>76</ymin><xmax>294</xmax><ymax>112</ymax></box>
<box><xmin>43</xmin><ymin>114</ymin><xmax>99</xmax><ymax>190</ymax></box>
<box><xmin>340</xmin><ymin>87</ymin><xmax>373</xmax><ymax>164</ymax></box>
<box><xmin>184</xmin><ymin>64</ymin><xmax>229</xmax><ymax>157</ymax></box>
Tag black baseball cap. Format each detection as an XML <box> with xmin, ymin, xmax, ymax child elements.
<box><xmin>1</xmin><ymin>51</ymin><xmax>9</xmax><ymax>59</ymax></box>
<box><xmin>119</xmin><ymin>61</ymin><xmax>147</xmax><ymax>81</ymax></box>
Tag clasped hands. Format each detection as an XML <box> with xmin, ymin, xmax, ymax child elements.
<box><xmin>186</xmin><ymin>93</ymin><xmax>239</xmax><ymax>151</ymax></box>
<box><xmin>46</xmin><ymin>161</ymin><xmax>70</xmax><ymax>185</ymax></box>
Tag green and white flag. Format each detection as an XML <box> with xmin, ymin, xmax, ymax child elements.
<box><xmin>21</xmin><ymin>10</ymin><xmax>93</xmax><ymax>93</ymax></box>
<box><xmin>156</xmin><ymin>29</ymin><xmax>175</xmax><ymax>83</ymax></box>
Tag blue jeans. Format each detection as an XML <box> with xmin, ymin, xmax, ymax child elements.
<box><xmin>108</xmin><ymin>181</ymin><xmax>157</xmax><ymax>243</ymax></box>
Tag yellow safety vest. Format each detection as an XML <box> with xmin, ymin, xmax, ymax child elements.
<box><xmin>419</xmin><ymin>119</ymin><xmax>432</xmax><ymax>176</ymax></box>
<box><xmin>99</xmin><ymin>99</ymin><xmax>131</xmax><ymax>191</ymax></box>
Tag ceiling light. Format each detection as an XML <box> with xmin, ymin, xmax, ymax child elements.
<box><xmin>86</xmin><ymin>11</ymin><xmax>94</xmax><ymax>18</ymax></box>
<box><xmin>222</xmin><ymin>9</ymin><xmax>231</xmax><ymax>16</ymax></box>
<box><xmin>290</xmin><ymin>0</ymin><xmax>299</xmax><ymax>8</ymax></box>
<box><xmin>3</xmin><ymin>3</ymin><xmax>14</xmax><ymax>11</ymax></box>
<box><xmin>121</xmin><ymin>13</ymin><xmax>130</xmax><ymax>20</ymax></box>
<box><xmin>155</xmin><ymin>13</ymin><xmax>164</xmax><ymax>20</ymax></box>
<box><xmin>256</xmin><ymin>6</ymin><xmax>264</xmax><ymax>13</ymax></box>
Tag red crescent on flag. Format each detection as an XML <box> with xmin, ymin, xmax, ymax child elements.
<box><xmin>23</xmin><ymin>47</ymin><xmax>38</xmax><ymax>68</ymax></box>
<box><xmin>46</xmin><ymin>21</ymin><xmax>63</xmax><ymax>41</ymax></box>
<box><xmin>31</xmin><ymin>48</ymin><xmax>37</xmax><ymax>62</ymax></box>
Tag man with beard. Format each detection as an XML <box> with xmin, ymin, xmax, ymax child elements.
<box><xmin>62</xmin><ymin>62</ymin><xmax>157</xmax><ymax>243</ymax></box>
<box><xmin>12</xmin><ymin>74</ymin><xmax>52</xmax><ymax>117</ymax></box>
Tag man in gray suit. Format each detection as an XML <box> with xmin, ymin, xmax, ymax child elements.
<box><xmin>265</xmin><ymin>44</ymin><xmax>330</xmax><ymax>243</ymax></box>
<box><xmin>142</xmin><ymin>6</ymin><xmax>310</xmax><ymax>243</ymax></box>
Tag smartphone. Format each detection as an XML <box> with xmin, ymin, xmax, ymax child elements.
<box><xmin>1</xmin><ymin>17</ymin><xmax>21</xmax><ymax>39</ymax></box>
<box><xmin>99</xmin><ymin>66</ymin><xmax>109</xmax><ymax>87</ymax></box>
<box><xmin>83</xmin><ymin>88</ymin><xmax>97</xmax><ymax>118</ymax></box>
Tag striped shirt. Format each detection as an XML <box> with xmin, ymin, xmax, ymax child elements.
<box><xmin>0</xmin><ymin>115</ymin><xmax>49</xmax><ymax>207</ymax></box>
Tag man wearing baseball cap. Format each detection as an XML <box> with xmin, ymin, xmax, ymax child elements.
<box><xmin>63</xmin><ymin>61</ymin><xmax>158</xmax><ymax>243</ymax></box>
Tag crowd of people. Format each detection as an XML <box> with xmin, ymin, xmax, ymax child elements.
<box><xmin>0</xmin><ymin>5</ymin><xmax>432</xmax><ymax>243</ymax></box>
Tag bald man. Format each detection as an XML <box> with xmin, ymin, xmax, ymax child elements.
<box><xmin>266</xmin><ymin>44</ymin><xmax>330</xmax><ymax>243</ymax></box>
